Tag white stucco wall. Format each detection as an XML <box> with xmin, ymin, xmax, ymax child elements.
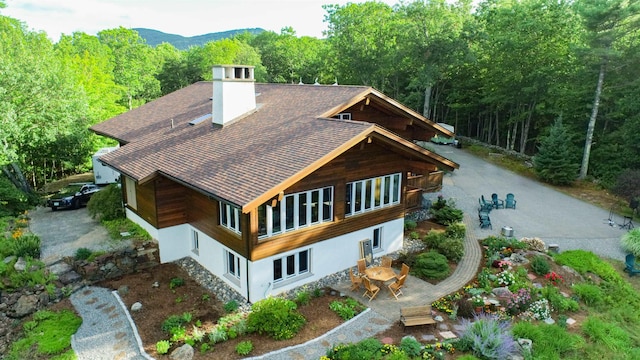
<box><xmin>126</xmin><ymin>207</ymin><xmax>403</xmax><ymax>303</ymax></box>
<box><xmin>247</xmin><ymin>217</ymin><xmax>404</xmax><ymax>303</ymax></box>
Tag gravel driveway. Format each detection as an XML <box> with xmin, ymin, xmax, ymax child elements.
<box><xmin>429</xmin><ymin>145</ymin><xmax>630</xmax><ymax>261</ymax></box>
<box><xmin>29</xmin><ymin>206</ymin><xmax>130</xmax><ymax>265</ymax></box>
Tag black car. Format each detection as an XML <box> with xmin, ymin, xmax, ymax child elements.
<box><xmin>47</xmin><ymin>184</ymin><xmax>101</xmax><ymax>211</ymax></box>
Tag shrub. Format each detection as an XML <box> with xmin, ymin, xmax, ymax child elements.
<box><xmin>612</xmin><ymin>169</ymin><xmax>640</xmax><ymax>201</ymax></box>
<box><xmin>621</xmin><ymin>228</ymin><xmax>640</xmax><ymax>257</ymax></box>
<box><xmin>224</xmin><ymin>300</ymin><xmax>239</xmax><ymax>313</ymax></box>
<box><xmin>413</xmin><ymin>251</ymin><xmax>450</xmax><ymax>280</ymax></box>
<box><xmin>246</xmin><ymin>297</ymin><xmax>305</xmax><ymax>340</ymax></box>
<box><xmin>436</xmin><ymin>237</ymin><xmax>464</xmax><ymax>263</ymax></box>
<box><xmin>404</xmin><ymin>219</ymin><xmax>417</xmax><ymax>231</ymax></box>
<box><xmin>156</xmin><ymin>340</ymin><xmax>170</xmax><ymax>355</ymax></box>
<box><xmin>87</xmin><ymin>184</ymin><xmax>125</xmax><ymax>221</ymax></box>
<box><xmin>10</xmin><ymin>234</ymin><xmax>41</xmax><ymax>258</ymax></box>
<box><xmin>423</xmin><ymin>230</ymin><xmax>445</xmax><ymax>249</ymax></box>
<box><xmin>399</xmin><ymin>336</ymin><xmax>422</xmax><ymax>358</ymax></box>
<box><xmin>74</xmin><ymin>247</ymin><xmax>93</xmax><ymax>261</ymax></box>
<box><xmin>458</xmin><ymin>313</ymin><xmax>517</xmax><ymax>360</ymax></box>
<box><xmin>445</xmin><ymin>222</ymin><xmax>466</xmax><ymax>239</ymax></box>
<box><xmin>430</xmin><ymin>198</ymin><xmax>464</xmax><ymax>225</ymax></box>
<box><xmin>0</xmin><ymin>176</ymin><xmax>33</xmax><ymax>217</ymax></box>
<box><xmin>409</xmin><ymin>231</ymin><xmax>420</xmax><ymax>240</ymax></box>
<box><xmin>235</xmin><ymin>340</ymin><xmax>254</xmax><ymax>356</ymax></box>
<box><xmin>530</xmin><ymin>255</ymin><xmax>551</xmax><ymax>276</ymax></box>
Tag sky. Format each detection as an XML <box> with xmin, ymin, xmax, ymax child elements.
<box><xmin>2</xmin><ymin>0</ymin><xmax>400</xmax><ymax>41</ymax></box>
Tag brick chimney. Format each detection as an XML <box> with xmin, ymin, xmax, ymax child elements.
<box><xmin>212</xmin><ymin>65</ymin><xmax>256</xmax><ymax>126</ymax></box>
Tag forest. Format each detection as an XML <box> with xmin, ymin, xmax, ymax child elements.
<box><xmin>1</xmin><ymin>0</ymin><xmax>639</xmax><ymax>215</ymax></box>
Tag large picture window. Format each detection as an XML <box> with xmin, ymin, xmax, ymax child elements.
<box><xmin>220</xmin><ymin>202</ymin><xmax>241</xmax><ymax>234</ymax></box>
<box><xmin>346</xmin><ymin>173</ymin><xmax>401</xmax><ymax>216</ymax></box>
<box><xmin>273</xmin><ymin>249</ymin><xmax>310</xmax><ymax>283</ymax></box>
<box><xmin>258</xmin><ymin>187</ymin><xmax>333</xmax><ymax>238</ymax></box>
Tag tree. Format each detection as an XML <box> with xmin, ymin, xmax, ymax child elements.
<box><xmin>575</xmin><ymin>0</ymin><xmax>640</xmax><ymax>179</ymax></box>
<box><xmin>98</xmin><ymin>27</ymin><xmax>161</xmax><ymax>109</ymax></box>
<box><xmin>0</xmin><ymin>14</ymin><xmax>90</xmax><ymax>190</ymax></box>
<box><xmin>324</xmin><ymin>2</ymin><xmax>400</xmax><ymax>91</ymax></box>
<box><xmin>533</xmin><ymin>118</ymin><xmax>579</xmax><ymax>185</ymax></box>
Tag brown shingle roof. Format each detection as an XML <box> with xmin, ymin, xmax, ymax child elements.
<box><xmin>91</xmin><ymin>82</ymin><xmax>457</xmax><ymax>209</ymax></box>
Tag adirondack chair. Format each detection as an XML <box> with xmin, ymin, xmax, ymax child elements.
<box><xmin>624</xmin><ymin>254</ymin><xmax>640</xmax><ymax>276</ymax></box>
<box><xmin>479</xmin><ymin>197</ymin><xmax>493</xmax><ymax>212</ymax></box>
<box><xmin>478</xmin><ymin>211</ymin><xmax>492</xmax><ymax>229</ymax></box>
<box><xmin>491</xmin><ymin>193</ymin><xmax>504</xmax><ymax>209</ymax></box>
<box><xmin>505</xmin><ymin>193</ymin><xmax>517</xmax><ymax>209</ymax></box>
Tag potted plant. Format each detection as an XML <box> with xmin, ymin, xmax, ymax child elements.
<box><xmin>471</xmin><ymin>295</ymin><xmax>485</xmax><ymax>313</ymax></box>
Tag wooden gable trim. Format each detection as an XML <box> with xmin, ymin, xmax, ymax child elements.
<box><xmin>368</xmin><ymin>126</ymin><xmax>459</xmax><ymax>171</ymax></box>
<box><xmin>241</xmin><ymin>125</ymin><xmax>376</xmax><ymax>213</ymax></box>
<box><xmin>319</xmin><ymin>87</ymin><xmax>454</xmax><ymax>139</ymax></box>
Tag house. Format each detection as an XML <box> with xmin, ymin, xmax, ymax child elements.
<box><xmin>90</xmin><ymin>65</ymin><xmax>459</xmax><ymax>303</ymax></box>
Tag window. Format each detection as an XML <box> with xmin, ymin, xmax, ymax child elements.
<box><xmin>220</xmin><ymin>202</ymin><xmax>241</xmax><ymax>233</ymax></box>
<box><xmin>336</xmin><ymin>113</ymin><xmax>351</xmax><ymax>120</ymax></box>
<box><xmin>346</xmin><ymin>173</ymin><xmax>401</xmax><ymax>216</ymax></box>
<box><xmin>225</xmin><ymin>250</ymin><xmax>240</xmax><ymax>279</ymax></box>
<box><xmin>372</xmin><ymin>227</ymin><xmax>383</xmax><ymax>251</ymax></box>
<box><xmin>258</xmin><ymin>187</ymin><xmax>333</xmax><ymax>238</ymax></box>
<box><xmin>273</xmin><ymin>249</ymin><xmax>310</xmax><ymax>283</ymax></box>
<box><xmin>191</xmin><ymin>230</ymin><xmax>199</xmax><ymax>254</ymax></box>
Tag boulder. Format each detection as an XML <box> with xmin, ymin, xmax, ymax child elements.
<box><xmin>170</xmin><ymin>344</ymin><xmax>194</xmax><ymax>360</ymax></box>
<box><xmin>13</xmin><ymin>294</ymin><xmax>38</xmax><ymax>318</ymax></box>
<box><xmin>131</xmin><ymin>302</ymin><xmax>142</xmax><ymax>312</ymax></box>
<box><xmin>13</xmin><ymin>258</ymin><xmax>27</xmax><ymax>272</ymax></box>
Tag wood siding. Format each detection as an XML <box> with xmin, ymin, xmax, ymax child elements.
<box><xmin>248</xmin><ymin>140</ymin><xmax>409</xmax><ymax>261</ymax></box>
<box><xmin>135</xmin><ymin>180</ymin><xmax>158</xmax><ymax>228</ymax></box>
<box><xmin>344</xmin><ymin>102</ymin><xmax>436</xmax><ymax>142</ymax></box>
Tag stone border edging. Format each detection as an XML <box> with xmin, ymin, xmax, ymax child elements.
<box><xmin>111</xmin><ymin>290</ymin><xmax>155</xmax><ymax>360</ymax></box>
<box><xmin>244</xmin><ymin>307</ymin><xmax>374</xmax><ymax>359</ymax></box>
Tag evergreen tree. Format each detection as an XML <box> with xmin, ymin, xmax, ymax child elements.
<box><xmin>534</xmin><ymin>119</ymin><xmax>579</xmax><ymax>185</ymax></box>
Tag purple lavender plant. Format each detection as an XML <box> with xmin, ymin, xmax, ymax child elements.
<box><xmin>459</xmin><ymin>313</ymin><xmax>518</xmax><ymax>360</ymax></box>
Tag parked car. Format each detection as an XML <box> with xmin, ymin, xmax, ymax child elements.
<box><xmin>47</xmin><ymin>184</ymin><xmax>101</xmax><ymax>211</ymax></box>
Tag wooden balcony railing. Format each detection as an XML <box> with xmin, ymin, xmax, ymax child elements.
<box><xmin>404</xmin><ymin>171</ymin><xmax>444</xmax><ymax>210</ymax></box>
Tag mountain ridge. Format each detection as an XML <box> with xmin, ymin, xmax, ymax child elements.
<box><xmin>133</xmin><ymin>28</ymin><xmax>265</xmax><ymax>49</ymax></box>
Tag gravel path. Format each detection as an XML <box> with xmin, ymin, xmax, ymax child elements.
<box><xmin>70</xmin><ymin>286</ymin><xmax>151</xmax><ymax>360</ymax></box>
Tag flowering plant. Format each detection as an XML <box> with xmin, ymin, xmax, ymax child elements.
<box><xmin>496</xmin><ymin>259</ymin><xmax>512</xmax><ymax>270</ymax></box>
<box><xmin>544</xmin><ymin>271</ymin><xmax>564</xmax><ymax>286</ymax></box>
<box><xmin>506</xmin><ymin>288</ymin><xmax>532</xmax><ymax>315</ymax></box>
<box><xmin>496</xmin><ymin>270</ymin><xmax>515</xmax><ymax>286</ymax></box>
<box><xmin>529</xmin><ymin>298</ymin><xmax>552</xmax><ymax>320</ymax></box>
<box><xmin>471</xmin><ymin>295</ymin><xmax>485</xmax><ymax>307</ymax></box>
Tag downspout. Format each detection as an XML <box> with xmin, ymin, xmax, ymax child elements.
<box><xmin>244</xmin><ymin>217</ymin><xmax>251</xmax><ymax>302</ymax></box>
